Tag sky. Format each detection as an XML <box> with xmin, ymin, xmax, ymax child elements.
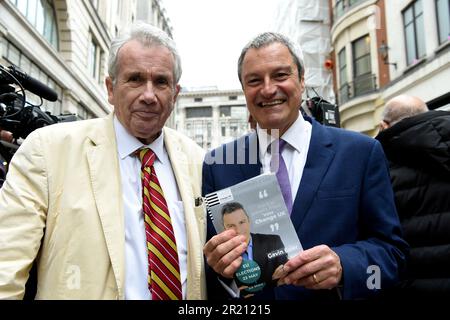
<box><xmin>162</xmin><ymin>0</ymin><xmax>279</xmax><ymax>90</ymax></box>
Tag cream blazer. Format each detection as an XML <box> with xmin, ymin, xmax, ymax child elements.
<box><xmin>0</xmin><ymin>113</ymin><xmax>206</xmax><ymax>299</ymax></box>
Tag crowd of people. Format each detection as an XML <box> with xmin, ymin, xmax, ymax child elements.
<box><xmin>0</xmin><ymin>22</ymin><xmax>448</xmax><ymax>301</ymax></box>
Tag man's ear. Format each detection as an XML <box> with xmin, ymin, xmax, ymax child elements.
<box><xmin>300</xmin><ymin>77</ymin><xmax>305</xmax><ymax>92</ymax></box>
<box><xmin>105</xmin><ymin>77</ymin><xmax>114</xmax><ymax>105</ymax></box>
<box><xmin>379</xmin><ymin>120</ymin><xmax>389</xmax><ymax>132</ymax></box>
<box><xmin>173</xmin><ymin>84</ymin><xmax>181</xmax><ymax>103</ymax></box>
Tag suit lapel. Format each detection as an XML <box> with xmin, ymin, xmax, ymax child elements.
<box><xmin>86</xmin><ymin>114</ymin><xmax>125</xmax><ymax>298</ymax></box>
<box><xmin>163</xmin><ymin>128</ymin><xmax>204</xmax><ymax>300</ymax></box>
<box><xmin>251</xmin><ymin>233</ymin><xmax>264</xmax><ymax>265</ymax></box>
<box><xmin>239</xmin><ymin>132</ymin><xmax>262</xmax><ymax>180</ymax></box>
<box><xmin>291</xmin><ymin>121</ymin><xmax>335</xmax><ymax>230</ymax></box>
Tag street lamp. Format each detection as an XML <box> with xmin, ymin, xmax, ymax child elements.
<box><xmin>379</xmin><ymin>42</ymin><xmax>397</xmax><ymax>69</ymax></box>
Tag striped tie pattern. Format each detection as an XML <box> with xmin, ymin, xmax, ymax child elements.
<box><xmin>138</xmin><ymin>148</ymin><xmax>182</xmax><ymax>300</ymax></box>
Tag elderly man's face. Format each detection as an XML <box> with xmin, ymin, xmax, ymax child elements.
<box><xmin>106</xmin><ymin>40</ymin><xmax>180</xmax><ymax>144</ymax></box>
<box><xmin>223</xmin><ymin>209</ymin><xmax>251</xmax><ymax>245</ymax></box>
<box><xmin>241</xmin><ymin>42</ymin><xmax>304</xmax><ymax>136</ymax></box>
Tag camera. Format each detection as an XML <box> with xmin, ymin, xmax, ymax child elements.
<box><xmin>302</xmin><ymin>96</ymin><xmax>341</xmax><ymax>128</ymax></box>
<box><xmin>0</xmin><ymin>64</ymin><xmax>77</xmax><ymax>178</ymax></box>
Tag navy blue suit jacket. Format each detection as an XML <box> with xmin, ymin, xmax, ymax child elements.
<box><xmin>203</xmin><ymin>117</ymin><xmax>408</xmax><ymax>300</ymax></box>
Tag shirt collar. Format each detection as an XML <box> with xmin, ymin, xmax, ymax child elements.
<box><xmin>256</xmin><ymin>114</ymin><xmax>305</xmax><ymax>158</ymax></box>
<box><xmin>114</xmin><ymin>115</ymin><xmax>165</xmax><ymax>164</ymax></box>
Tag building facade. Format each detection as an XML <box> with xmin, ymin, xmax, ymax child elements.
<box><xmin>382</xmin><ymin>0</ymin><xmax>449</xmax><ymax>111</ymax></box>
<box><xmin>175</xmin><ymin>88</ymin><xmax>249</xmax><ymax>150</ymax></box>
<box><xmin>0</xmin><ymin>0</ymin><xmax>172</xmax><ymax>120</ymax></box>
<box><xmin>330</xmin><ymin>0</ymin><xmax>449</xmax><ymax>136</ymax></box>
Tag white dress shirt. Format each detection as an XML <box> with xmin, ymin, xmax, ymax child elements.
<box><xmin>114</xmin><ymin>116</ymin><xmax>187</xmax><ymax>300</ymax></box>
<box><xmin>257</xmin><ymin>113</ymin><xmax>312</xmax><ymax>205</ymax></box>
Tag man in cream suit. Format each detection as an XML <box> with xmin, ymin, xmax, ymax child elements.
<box><xmin>0</xmin><ymin>22</ymin><xmax>206</xmax><ymax>300</ymax></box>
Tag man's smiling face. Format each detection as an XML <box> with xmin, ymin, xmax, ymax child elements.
<box><xmin>241</xmin><ymin>42</ymin><xmax>304</xmax><ymax>136</ymax></box>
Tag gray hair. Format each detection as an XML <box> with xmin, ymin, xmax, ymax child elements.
<box><xmin>382</xmin><ymin>95</ymin><xmax>429</xmax><ymax>126</ymax></box>
<box><xmin>107</xmin><ymin>22</ymin><xmax>182</xmax><ymax>84</ymax></box>
<box><xmin>237</xmin><ymin>32</ymin><xmax>304</xmax><ymax>85</ymax></box>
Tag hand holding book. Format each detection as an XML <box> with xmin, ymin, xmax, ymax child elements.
<box><xmin>204</xmin><ymin>173</ymin><xmax>303</xmax><ymax>295</ymax></box>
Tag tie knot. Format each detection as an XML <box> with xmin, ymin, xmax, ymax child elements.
<box><xmin>278</xmin><ymin>139</ymin><xmax>287</xmax><ymax>152</ymax></box>
<box><xmin>269</xmin><ymin>139</ymin><xmax>287</xmax><ymax>155</ymax></box>
<box><xmin>138</xmin><ymin>148</ymin><xmax>156</xmax><ymax>168</ymax></box>
<box><xmin>269</xmin><ymin>139</ymin><xmax>288</xmax><ymax>173</ymax></box>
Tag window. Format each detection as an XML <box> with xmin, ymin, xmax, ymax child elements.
<box><xmin>9</xmin><ymin>0</ymin><xmax>59</xmax><ymax>49</ymax></box>
<box><xmin>352</xmin><ymin>36</ymin><xmax>376</xmax><ymax>96</ymax></box>
<box><xmin>335</xmin><ymin>0</ymin><xmax>345</xmax><ymax>19</ymax></box>
<box><xmin>220</xmin><ymin>106</ymin><xmax>231</xmax><ymax>117</ymax></box>
<box><xmin>403</xmin><ymin>0</ymin><xmax>426</xmax><ymax>65</ymax></box>
<box><xmin>88</xmin><ymin>34</ymin><xmax>103</xmax><ymax>83</ymax></box>
<box><xmin>349</xmin><ymin>0</ymin><xmax>364</xmax><ymax>5</ymax></box>
<box><xmin>207</xmin><ymin>122</ymin><xmax>212</xmax><ymax>139</ymax></box>
<box><xmin>334</xmin><ymin>0</ymin><xmax>366</xmax><ymax>20</ymax></box>
<box><xmin>219</xmin><ymin>105</ymin><xmax>246</xmax><ymax>118</ymax></box>
<box><xmin>229</xmin><ymin>106</ymin><xmax>246</xmax><ymax>118</ymax></box>
<box><xmin>194</xmin><ymin>97</ymin><xmax>203</xmax><ymax>102</ymax></box>
<box><xmin>186</xmin><ymin>107</ymin><xmax>212</xmax><ymax>118</ymax></box>
<box><xmin>221</xmin><ymin>123</ymin><xmax>226</xmax><ymax>136</ymax></box>
<box><xmin>338</xmin><ymin>48</ymin><xmax>349</xmax><ymax>103</ymax></box>
<box><xmin>436</xmin><ymin>0</ymin><xmax>450</xmax><ymax>44</ymax></box>
<box><xmin>229</xmin><ymin>95</ymin><xmax>237</xmax><ymax>100</ymax></box>
<box><xmin>352</xmin><ymin>35</ymin><xmax>371</xmax><ymax>77</ymax></box>
<box><xmin>338</xmin><ymin>48</ymin><xmax>347</xmax><ymax>85</ymax></box>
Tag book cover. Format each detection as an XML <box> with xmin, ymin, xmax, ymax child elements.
<box><xmin>205</xmin><ymin>173</ymin><xmax>303</xmax><ymax>296</ymax></box>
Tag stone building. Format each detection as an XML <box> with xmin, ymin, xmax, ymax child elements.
<box><xmin>0</xmin><ymin>0</ymin><xmax>173</xmax><ymax>120</ymax></box>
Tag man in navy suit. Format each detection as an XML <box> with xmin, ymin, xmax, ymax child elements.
<box><xmin>202</xmin><ymin>32</ymin><xmax>408</xmax><ymax>300</ymax></box>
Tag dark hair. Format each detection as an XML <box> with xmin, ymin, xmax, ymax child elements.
<box><xmin>221</xmin><ymin>202</ymin><xmax>245</xmax><ymax>216</ymax></box>
<box><xmin>221</xmin><ymin>202</ymin><xmax>249</xmax><ymax>226</ymax></box>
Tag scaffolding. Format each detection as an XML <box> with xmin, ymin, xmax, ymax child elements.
<box><xmin>274</xmin><ymin>0</ymin><xmax>335</xmax><ymax>103</ymax></box>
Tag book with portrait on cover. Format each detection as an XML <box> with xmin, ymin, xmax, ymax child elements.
<box><xmin>204</xmin><ymin>173</ymin><xmax>303</xmax><ymax>296</ymax></box>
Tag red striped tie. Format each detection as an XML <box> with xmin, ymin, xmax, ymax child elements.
<box><xmin>138</xmin><ymin>148</ymin><xmax>182</xmax><ymax>300</ymax></box>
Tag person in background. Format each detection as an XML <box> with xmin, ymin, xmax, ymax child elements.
<box><xmin>378</xmin><ymin>95</ymin><xmax>429</xmax><ymax>131</ymax></box>
<box><xmin>376</xmin><ymin>95</ymin><xmax>450</xmax><ymax>298</ymax></box>
<box><xmin>202</xmin><ymin>32</ymin><xmax>408</xmax><ymax>300</ymax></box>
<box><xmin>0</xmin><ymin>22</ymin><xmax>206</xmax><ymax>300</ymax></box>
